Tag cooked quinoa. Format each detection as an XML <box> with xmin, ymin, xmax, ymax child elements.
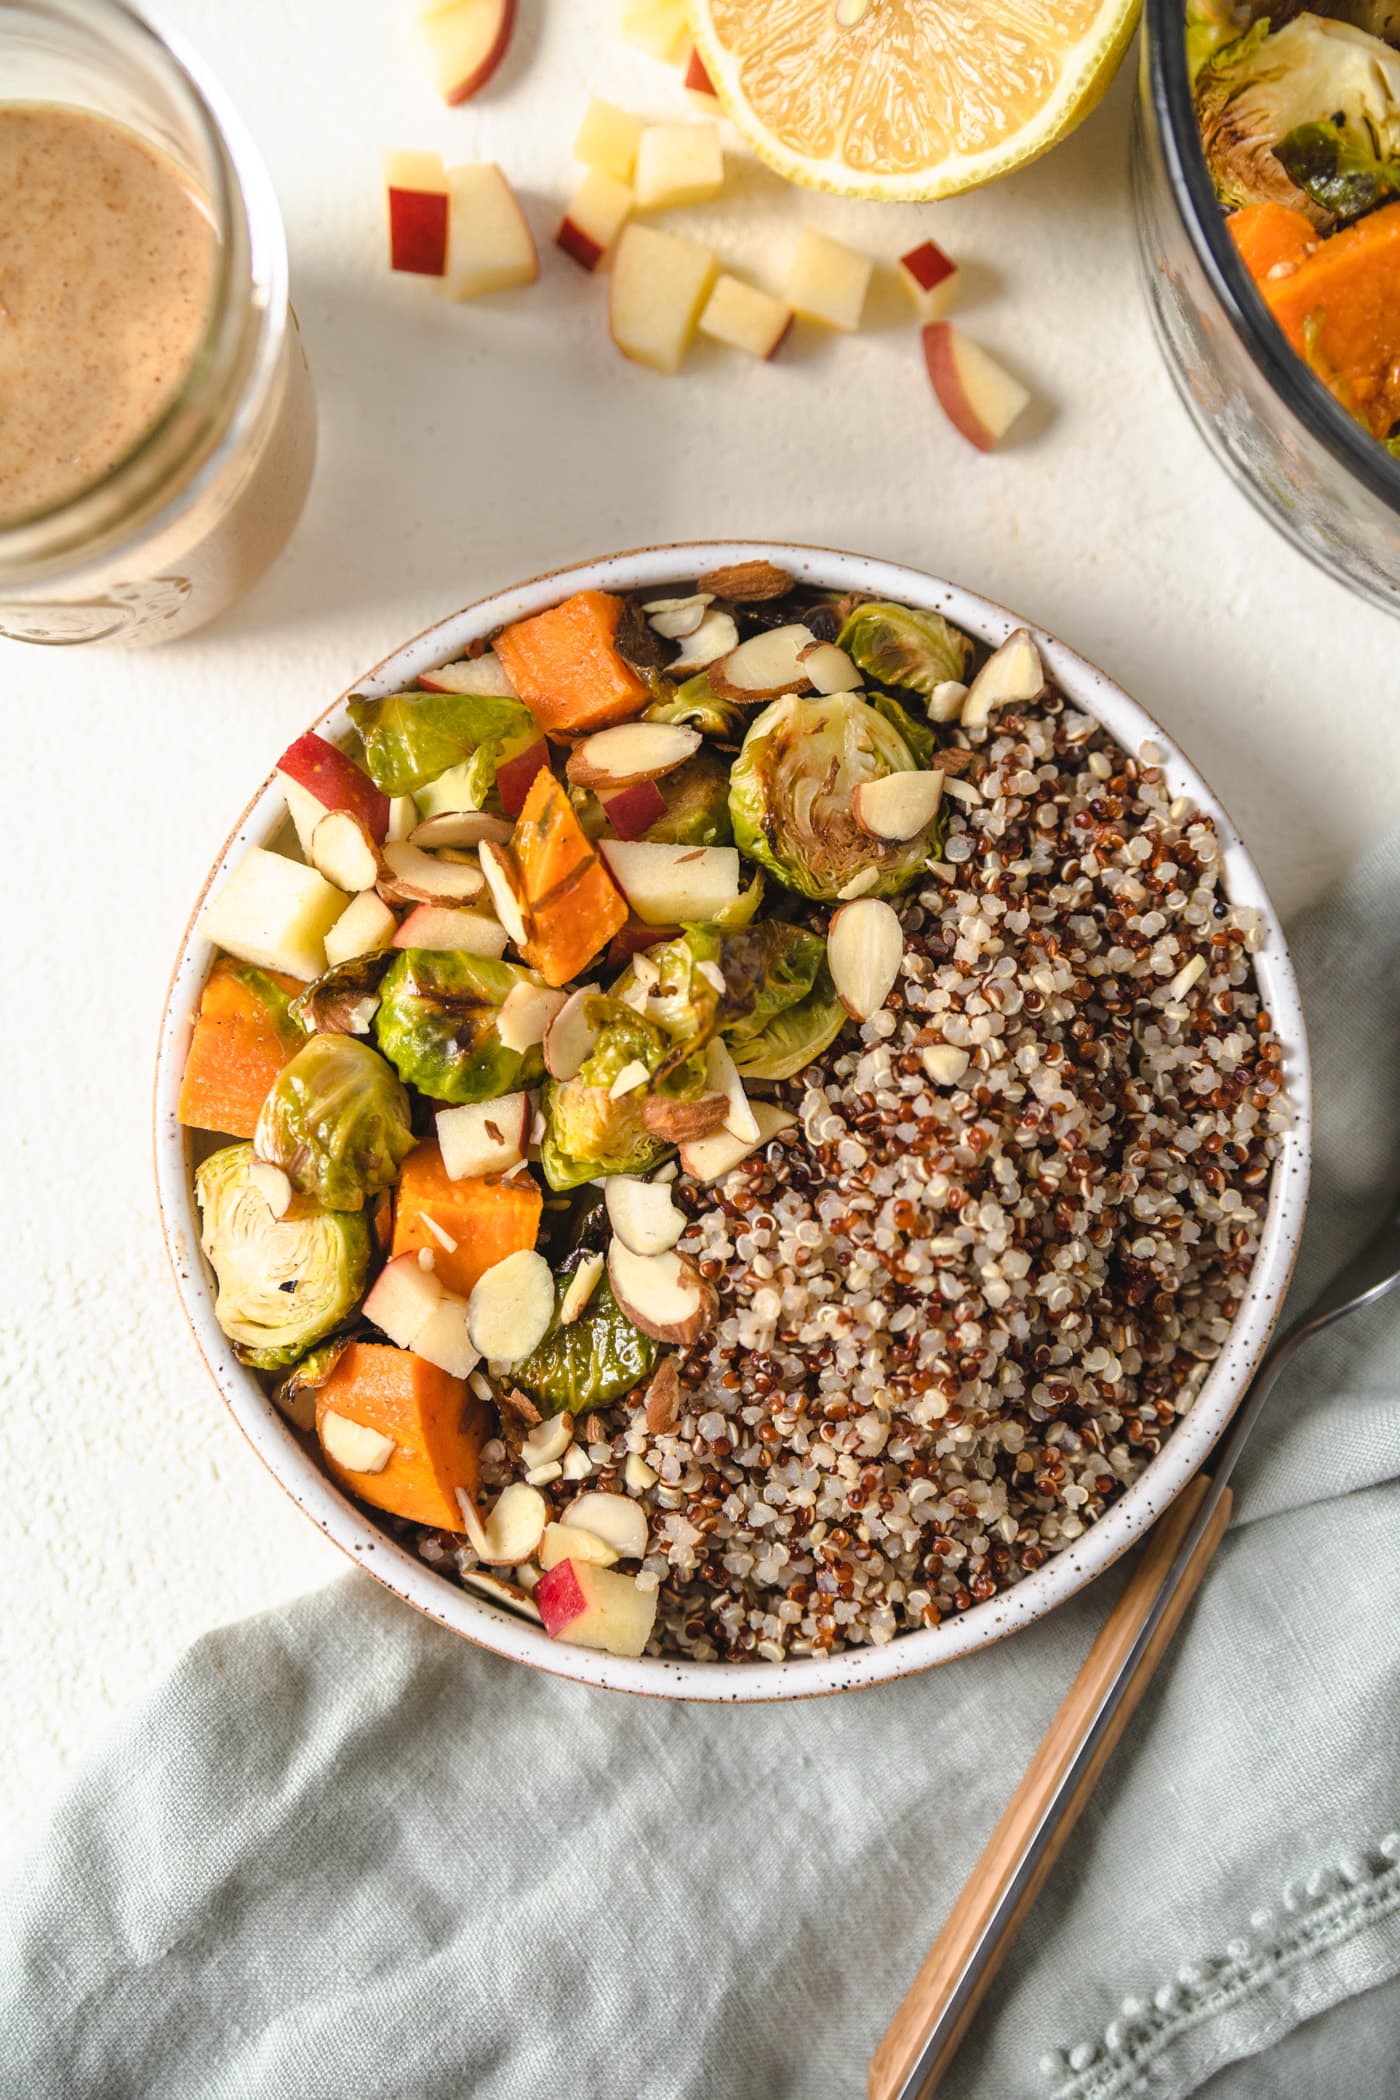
<box><xmin>454</xmin><ymin>687</ymin><xmax>1287</xmax><ymax>1661</ymax></box>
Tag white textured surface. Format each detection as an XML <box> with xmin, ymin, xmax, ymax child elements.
<box><xmin>3</xmin><ymin>0</ymin><xmax>1398</xmax><ymax>1833</ymax></box>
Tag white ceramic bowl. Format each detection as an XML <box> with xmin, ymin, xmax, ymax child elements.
<box><xmin>155</xmin><ymin>543</ymin><xmax>1312</xmax><ymax>1701</ymax></box>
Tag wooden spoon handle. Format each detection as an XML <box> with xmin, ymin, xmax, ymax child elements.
<box><xmin>868</xmin><ymin>1473</ymin><xmax>1233</xmax><ymax>2100</ymax></box>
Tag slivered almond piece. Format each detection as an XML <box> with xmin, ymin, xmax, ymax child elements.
<box><xmin>417</xmin><ymin>653</ymin><xmax>518</xmax><ymax>698</ymax></box>
<box><xmin>643</xmin><ymin>1354</ymin><xmax>681</xmax><ymax>1432</ymax></box>
<box><xmin>704</xmin><ymin>1037</ymin><xmax>759</xmax><ymax>1144</ymax></box>
<box><xmin>852</xmin><ymin>769</ymin><xmax>945</xmax><ymax>842</ymax></box>
<box><xmin>927</xmin><ymin>680</ymin><xmax>968</xmax><ymax>724</ymax></box>
<box><xmin>709</xmin><ymin>623</ymin><xmax>816</xmax><ymax>701</ymax></box>
<box><xmin>562</xmin><ymin>1491</ymin><xmax>648</xmax><ymax>1560</ymax></box>
<box><xmin>799</xmin><ymin>641</ymin><xmax>861</xmax><ymax>694</ymax></box>
<box><xmin>459</xmin><ymin>1567</ymin><xmax>543</xmax><ymax>1621</ymax></box>
<box><xmin>522</xmin><ymin>1413</ymin><xmax>573</xmax><ymax>1468</ymax></box>
<box><xmin>248</xmin><ymin>1160</ymin><xmax>294</xmax><ymax>1219</ymax></box>
<box><xmin>467</xmin><ymin>1249</ymin><xmax>556</xmax><ymax>1362</ymax></box>
<box><xmin>463</xmin><ymin>1481</ymin><xmax>547</xmax><ymax>1566</ymax></box>
<box><xmin>678</xmin><ymin>1100</ymin><xmax>796</xmax><ymax>1183</ymax></box>
<box><xmin>643</xmin><ymin>593</ymin><xmax>712</xmax><ymax>638</ymax></box>
<box><xmin>497</xmin><ymin>981</ymin><xmax>568</xmax><ymax>1054</ymax></box>
<box><xmin>378</xmin><ymin>840</ymin><xmax>484</xmax><ymax>906</ymax></box>
<box><xmin>836</xmin><ymin>867</ymin><xmax>880</xmax><ymax>901</ymax></box>
<box><xmin>478</xmin><ymin>841</ymin><xmax>529</xmax><ymax>946</ymax></box>
<box><xmin>566</xmin><ymin>722</ymin><xmax>701</xmax><ymax>791</ymax></box>
<box><xmin>828</xmin><ymin>898</ymin><xmax>904</xmax><ymax>1021</ymax></box>
<box><xmin>320</xmin><ymin>1411</ymin><xmax>395</xmax><ymax>1475</ymax></box>
<box><xmin>411</xmin><ymin>809</ymin><xmax>514</xmax><ymax>849</ymax></box>
<box><xmin>696</xmin><ymin>559</ymin><xmax>793</xmax><ymax>601</ymax></box>
<box><xmin>542</xmin><ymin>985</ymin><xmax>601</xmax><ymax>1080</ymax></box>
<box><xmin>539</xmin><ymin>1521</ymin><xmax>619</xmax><ymax>1570</ymax></box>
<box><xmin>607</xmin><ymin>1241</ymin><xmax>716</xmax><ymax>1345</ymax></box>
<box><xmin>625</xmin><ymin>1452</ymin><xmax>658</xmax><ymax>1491</ymax></box>
<box><xmin>309</xmin><ymin>810</ymin><xmax>382</xmax><ymax>893</ymax></box>
<box><xmin>608</xmin><ymin>1059</ymin><xmax>650</xmax><ymax>1100</ymax></box>
<box><xmin>668</xmin><ymin>608</ymin><xmax>739</xmax><ymax>672</ymax></box>
<box><xmin>560</xmin><ymin>1251</ymin><xmax>606</xmax><ymax>1324</ymax></box>
<box><xmin>605</xmin><ymin>1175</ymin><xmax>685</xmax><ymax>1255</ymax></box>
<box><xmin>960</xmin><ymin>629</ymin><xmax>1045</xmax><ymax>729</ymax></box>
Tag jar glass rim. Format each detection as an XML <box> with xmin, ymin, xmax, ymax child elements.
<box><xmin>1145</xmin><ymin>0</ymin><xmax>1400</xmax><ymax>520</ymax></box>
<box><xmin>0</xmin><ymin>0</ymin><xmax>290</xmax><ymax>577</ymax></box>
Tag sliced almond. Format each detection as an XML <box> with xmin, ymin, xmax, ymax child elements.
<box><xmin>696</xmin><ymin>559</ymin><xmax>793</xmax><ymax>601</ymax></box>
<box><xmin>379</xmin><ymin>840</ymin><xmax>484</xmax><ymax>906</ymax></box>
<box><xmin>668</xmin><ymin>608</ymin><xmax>740</xmax><ymax>673</ymax></box>
<box><xmin>387</xmin><ymin>796</ymin><xmax>418</xmax><ymax>843</ymax></box>
<box><xmin>608</xmin><ymin>1059</ymin><xmax>650</xmax><ymax>1100</ymax></box>
<box><xmin>562</xmin><ymin>1491</ymin><xmax>648</xmax><ymax>1561</ymax></box>
<box><xmin>625</xmin><ymin>1451</ymin><xmax>658</xmax><ymax>1491</ymax></box>
<box><xmin>561</xmin><ymin>1444</ymin><xmax>593</xmax><ymax>1482</ymax></box>
<box><xmin>410</xmin><ymin>810</ymin><xmax>514</xmax><ymax>849</ymax></box>
<box><xmin>608</xmin><ymin>1240</ymin><xmax>716</xmax><ymax>1345</ymax></box>
<box><xmin>566</xmin><ymin>722</ymin><xmax>701</xmax><ymax>792</ymax></box>
<box><xmin>704</xmin><ymin>1037</ymin><xmax>760</xmax><ymax>1144</ymax></box>
<box><xmin>678</xmin><ymin>1100</ymin><xmax>796</xmax><ymax>1184</ymax></box>
<box><xmin>642</xmin><ymin>593</ymin><xmax>713</xmax><ymax>638</ymax></box>
<box><xmin>542</xmin><ymin>985</ymin><xmax>601</xmax><ymax>1081</ymax></box>
<box><xmin>927</xmin><ymin>680</ymin><xmax>968</xmax><ymax>724</ymax></box>
<box><xmin>321</xmin><ymin>1411</ymin><xmax>395</xmax><ymax>1475</ymax></box>
<box><xmin>418</xmin><ymin>653</ymin><xmax>518</xmax><ymax>697</ymax></box>
<box><xmin>708</xmin><ymin>623</ymin><xmax>816</xmax><ymax>701</ymax></box>
<box><xmin>412</xmin><ymin>1296</ymin><xmax>480</xmax><ymax>1379</ymax></box>
<box><xmin>922</xmin><ymin>1044</ymin><xmax>971</xmax><ymax>1086</ymax></box>
<box><xmin>852</xmin><ymin>769</ymin><xmax>945</xmax><ymax>842</ymax></box>
<box><xmin>960</xmin><ymin>629</ymin><xmax>1046</xmax><ymax>729</ymax></box>
<box><xmin>605</xmin><ymin>1175</ymin><xmax>685</xmax><ymax>1256</ymax></box>
<box><xmin>539</xmin><ymin>1520</ymin><xmax>620</xmax><ymax>1570</ymax></box>
<box><xmin>462</xmin><ymin>1480</ymin><xmax>547</xmax><ymax>1565</ymax></box>
<box><xmin>643</xmin><ymin>1354</ymin><xmax>682</xmax><ymax>1433</ymax></box>
<box><xmin>640</xmin><ymin>1091</ymin><xmax>728</xmax><ymax>1142</ymax></box>
<box><xmin>835</xmin><ymin>866</ymin><xmax>880</xmax><ymax>901</ymax></box>
<box><xmin>620</xmin><ymin>949</ymin><xmax>661</xmax><ymax>1014</ymax></box>
<box><xmin>417</xmin><ymin>1210</ymin><xmax>458</xmax><ymax>1254</ymax></box>
<box><xmin>478</xmin><ymin>841</ymin><xmax>529</xmax><ymax>946</ymax></box>
<box><xmin>497</xmin><ymin>980</ymin><xmax>568</xmax><ymax>1055</ymax></box>
<box><xmin>559</xmin><ymin>1250</ymin><xmax>605</xmax><ymax>1325</ymax></box>
<box><xmin>459</xmin><ymin>1566</ymin><xmax>543</xmax><ymax>1622</ymax></box>
<box><xmin>309</xmin><ymin>810</ymin><xmax>381</xmax><ymax>894</ymax></box>
<box><xmin>247</xmin><ymin>1159</ymin><xmax>294</xmax><ymax>1219</ymax></box>
<box><xmin>828</xmin><ymin>898</ymin><xmax>904</xmax><ymax>1022</ymax></box>
<box><xmin>799</xmin><ymin>641</ymin><xmax>862</xmax><ymax>694</ymax></box>
<box><xmin>522</xmin><ymin>1412</ymin><xmax>573</xmax><ymax>1468</ymax></box>
<box><xmin>467</xmin><ymin>1249</ymin><xmax>556</xmax><ymax>1362</ymax></box>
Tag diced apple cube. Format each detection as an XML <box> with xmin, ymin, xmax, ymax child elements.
<box><xmin>276</xmin><ymin>730</ymin><xmax>390</xmax><ymax>847</ymax></box>
<box><xmin>574</xmin><ymin>97</ymin><xmax>644</xmax><ymax>183</ymax></box>
<box><xmin>557</xmin><ymin>168</ymin><xmax>634</xmax><ymax>272</ymax></box>
<box><xmin>421</xmin><ymin>0</ymin><xmax>515</xmax><ymax>104</ymax></box>
<box><xmin>199</xmin><ymin>847</ymin><xmax>348</xmax><ymax>983</ymax></box>
<box><xmin>923</xmin><ymin>323</ymin><xmax>1030</xmax><ymax>453</ymax></box>
<box><xmin>323</xmin><ymin>888</ymin><xmax>399</xmax><ymax>969</ymax></box>
<box><xmin>598</xmin><ymin>839</ymin><xmax>739</xmax><ymax>923</ymax></box>
<box><xmin>412</xmin><ymin>1296</ymin><xmax>480</xmax><ymax>1379</ymax></box>
<box><xmin>634</xmin><ymin>122</ymin><xmax>724</xmax><ymax>211</ymax></box>
<box><xmin>898</xmin><ymin>238</ymin><xmax>959</xmax><ymax>321</ymax></box>
<box><xmin>609</xmin><ymin>223</ymin><xmax>717</xmax><ymax>376</ymax></box>
<box><xmin>363</xmin><ymin>1252</ymin><xmax>443</xmax><ymax>1349</ymax></box>
<box><xmin>699</xmin><ymin>273</ymin><xmax>791</xmax><ymax>360</ymax></box>
<box><xmin>392</xmin><ymin>904</ymin><xmax>510</xmax><ymax>956</ymax></box>
<box><xmin>785</xmin><ymin>227</ymin><xmax>872</xmax><ymax>332</ymax></box>
<box><xmin>385</xmin><ymin>150</ymin><xmax>449</xmax><ymax>276</ymax></box>
<box><xmin>620</xmin><ymin>0</ymin><xmax>689</xmax><ymax>63</ymax></box>
<box><xmin>683</xmin><ymin>47</ymin><xmax>720</xmax><ymax>110</ymax></box>
<box><xmin>436</xmin><ymin>1092</ymin><xmax>529</xmax><ymax>1179</ymax></box>
<box><xmin>443</xmin><ymin>163</ymin><xmax>538</xmax><ymax>300</ymax></box>
<box><xmin>534</xmin><ymin>1559</ymin><xmax>659</xmax><ymax>1656</ymax></box>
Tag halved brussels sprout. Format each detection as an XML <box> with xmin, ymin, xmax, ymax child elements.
<box><xmin>836</xmin><ymin>601</ymin><xmax>971</xmax><ymax>700</ymax></box>
<box><xmin>347</xmin><ymin>688</ymin><xmax>535</xmax><ymax>796</ymax></box>
<box><xmin>374</xmin><ymin>949</ymin><xmax>545</xmax><ymax>1104</ymax></box>
<box><xmin>639</xmin><ymin>749</ymin><xmax>735</xmax><ymax>846</ymax></box>
<box><xmin>288</xmin><ymin>952</ymin><xmax>392</xmax><ymax>1037</ymax></box>
<box><xmin>255</xmin><ymin>1035</ymin><xmax>415</xmax><ymax>1211</ymax></box>
<box><xmin>729</xmin><ymin>693</ymin><xmax>937</xmax><ymax>901</ymax></box>
<box><xmin>541</xmin><ymin>998</ymin><xmax>705</xmax><ymax>1191</ymax></box>
<box><xmin>644</xmin><ymin>673</ymin><xmax>749</xmax><ymax>742</ymax></box>
<box><xmin>196</xmin><ymin>1143</ymin><xmax>370</xmax><ymax>1370</ymax></box>
<box><xmin>510</xmin><ymin>1257</ymin><xmax>659</xmax><ymax>1414</ymax></box>
<box><xmin>713</xmin><ymin>922</ymin><xmax>847</xmax><ymax>1080</ymax></box>
<box><xmin>869</xmin><ymin>689</ymin><xmax>939</xmax><ymax>771</ymax></box>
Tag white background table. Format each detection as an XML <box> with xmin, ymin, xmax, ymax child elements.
<box><xmin>5</xmin><ymin>0</ymin><xmax>1398</xmax><ymax>1835</ymax></box>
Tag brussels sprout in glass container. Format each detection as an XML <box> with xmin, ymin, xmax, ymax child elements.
<box><xmin>374</xmin><ymin>949</ymin><xmax>545</xmax><ymax>1104</ymax></box>
<box><xmin>729</xmin><ymin>693</ymin><xmax>941</xmax><ymax>901</ymax></box>
<box><xmin>255</xmin><ymin>1035</ymin><xmax>416</xmax><ymax>1212</ymax></box>
<box><xmin>195</xmin><ymin>1143</ymin><xmax>371</xmax><ymax>1369</ymax></box>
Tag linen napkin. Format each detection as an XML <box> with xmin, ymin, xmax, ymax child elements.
<box><xmin>3</xmin><ymin>830</ymin><xmax>1397</xmax><ymax>2100</ymax></box>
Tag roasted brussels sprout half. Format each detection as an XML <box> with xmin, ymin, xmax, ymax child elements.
<box><xmin>644</xmin><ymin>673</ymin><xmax>749</xmax><ymax>742</ymax></box>
<box><xmin>713</xmin><ymin>922</ymin><xmax>847</xmax><ymax>1081</ymax></box>
<box><xmin>269</xmin><ymin>1334</ymin><xmax>355</xmax><ymax>1429</ymax></box>
<box><xmin>347</xmin><ymin>688</ymin><xmax>535</xmax><ymax>796</ymax></box>
<box><xmin>196</xmin><ymin>1143</ymin><xmax>370</xmax><ymax>1370</ymax></box>
<box><xmin>1195</xmin><ymin>15</ymin><xmax>1400</xmax><ymax>222</ymax></box>
<box><xmin>638</xmin><ymin>749</ymin><xmax>735</xmax><ymax>846</ymax></box>
<box><xmin>374</xmin><ymin>949</ymin><xmax>545</xmax><ymax>1104</ymax></box>
<box><xmin>729</xmin><ymin>693</ymin><xmax>937</xmax><ymax>902</ymax></box>
<box><xmin>255</xmin><ymin>1035</ymin><xmax>415</xmax><ymax>1212</ymax></box>
<box><xmin>288</xmin><ymin>952</ymin><xmax>392</xmax><ymax>1037</ymax></box>
<box><xmin>510</xmin><ymin>1257</ymin><xmax>659</xmax><ymax>1413</ymax></box>
<box><xmin>541</xmin><ymin>999</ymin><xmax>705</xmax><ymax>1190</ymax></box>
<box><xmin>836</xmin><ymin>600</ymin><xmax>971</xmax><ymax>699</ymax></box>
<box><xmin>869</xmin><ymin>688</ymin><xmax>939</xmax><ymax>771</ymax></box>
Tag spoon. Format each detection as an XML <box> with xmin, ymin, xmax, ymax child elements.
<box><xmin>869</xmin><ymin>1201</ymin><xmax>1400</xmax><ymax>2100</ymax></box>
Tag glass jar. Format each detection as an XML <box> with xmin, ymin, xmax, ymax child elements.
<box><xmin>1132</xmin><ymin>0</ymin><xmax>1400</xmax><ymax>615</ymax></box>
<box><xmin>0</xmin><ymin>0</ymin><xmax>315</xmax><ymax>646</ymax></box>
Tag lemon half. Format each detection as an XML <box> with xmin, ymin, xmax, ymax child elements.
<box><xmin>689</xmin><ymin>0</ymin><xmax>1141</xmax><ymax>201</ymax></box>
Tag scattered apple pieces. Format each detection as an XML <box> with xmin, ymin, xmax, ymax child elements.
<box><xmin>699</xmin><ymin>273</ymin><xmax>791</xmax><ymax>360</ymax></box>
<box><xmin>598</xmin><ymin>838</ymin><xmax>740</xmax><ymax>925</ymax></box>
<box><xmin>575</xmin><ymin>98</ymin><xmax>645</xmax><ymax>183</ymax></box>
<box><xmin>683</xmin><ymin>46</ymin><xmax>721</xmax><ymax>111</ymax></box>
<box><xmin>923</xmin><ymin>323</ymin><xmax>1030</xmax><ymax>453</ymax></box>
<box><xmin>443</xmin><ymin>163</ymin><xmax>538</xmax><ymax>300</ymax></box>
<box><xmin>437</xmin><ymin>1093</ymin><xmax>530</xmax><ymax>1180</ymax></box>
<box><xmin>199</xmin><ymin>846</ymin><xmax>349</xmax><ymax>985</ymax></box>
<box><xmin>785</xmin><ymin>227</ymin><xmax>872</xmax><ymax>332</ymax></box>
<box><xmin>534</xmin><ymin>1556</ymin><xmax>659</xmax><ymax>1655</ymax></box>
<box><xmin>420</xmin><ymin>0</ymin><xmax>516</xmax><ymax>104</ymax></box>
<box><xmin>385</xmin><ymin>150</ymin><xmax>450</xmax><ymax>276</ymax></box>
<box><xmin>324</xmin><ymin>889</ymin><xmax>398</xmax><ymax>970</ymax></box>
<box><xmin>610</xmin><ymin>222</ymin><xmax>718</xmax><ymax>375</ymax></box>
<box><xmin>557</xmin><ymin>168</ymin><xmax>634</xmax><ymax>272</ymax></box>
<box><xmin>634</xmin><ymin>121</ymin><xmax>724</xmax><ymax>211</ymax></box>
<box><xmin>619</xmin><ymin>0</ymin><xmax>689</xmax><ymax>63</ymax></box>
<box><xmin>898</xmin><ymin>238</ymin><xmax>959</xmax><ymax>321</ymax></box>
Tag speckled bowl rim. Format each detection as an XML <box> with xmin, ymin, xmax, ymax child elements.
<box><xmin>154</xmin><ymin>541</ymin><xmax>1312</xmax><ymax>1703</ymax></box>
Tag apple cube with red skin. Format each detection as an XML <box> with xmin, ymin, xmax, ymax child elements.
<box><xmin>898</xmin><ymin>238</ymin><xmax>958</xmax><ymax>322</ymax></box>
<box><xmin>535</xmin><ymin>1558</ymin><xmax>658</xmax><ymax>1657</ymax></box>
<box><xmin>574</xmin><ymin>98</ymin><xmax>644</xmax><ymax>184</ymax></box>
<box><xmin>700</xmin><ymin>274</ymin><xmax>791</xmax><ymax>360</ymax></box>
<box><xmin>421</xmin><ymin>0</ymin><xmax>515</xmax><ymax>104</ymax></box>
<box><xmin>923</xmin><ymin>323</ymin><xmax>1030</xmax><ymax>453</ymax></box>
<box><xmin>600</xmin><ymin>779</ymin><xmax>666</xmax><ymax>840</ymax></box>
<box><xmin>494</xmin><ymin>736</ymin><xmax>550</xmax><ymax>817</ymax></box>
<box><xmin>277</xmin><ymin>732</ymin><xmax>389</xmax><ymax>853</ymax></box>
<box><xmin>363</xmin><ymin>1252</ymin><xmax>443</xmax><ymax>1349</ymax></box>
<box><xmin>557</xmin><ymin>169</ymin><xmax>634</xmax><ymax>273</ymax></box>
<box><xmin>683</xmin><ymin>48</ymin><xmax>720</xmax><ymax>110</ymax></box>
<box><xmin>443</xmin><ymin>163</ymin><xmax>538</xmax><ymax>300</ymax></box>
<box><xmin>385</xmin><ymin>151</ymin><xmax>449</xmax><ymax>277</ymax></box>
<box><xmin>392</xmin><ymin>904</ymin><xmax>510</xmax><ymax>957</ymax></box>
<box><xmin>610</xmin><ymin>223</ymin><xmax>718</xmax><ymax>375</ymax></box>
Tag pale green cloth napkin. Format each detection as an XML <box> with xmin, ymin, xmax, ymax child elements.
<box><xmin>3</xmin><ymin>832</ymin><xmax>1398</xmax><ymax>2100</ymax></box>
